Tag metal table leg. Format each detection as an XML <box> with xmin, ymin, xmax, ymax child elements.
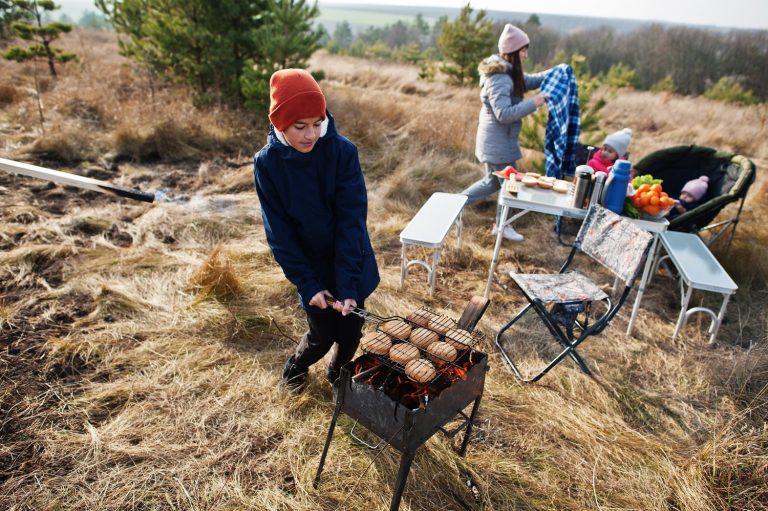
<box><xmin>484</xmin><ymin>207</ymin><xmax>528</xmax><ymax>299</ymax></box>
<box><xmin>400</xmin><ymin>243</ymin><xmax>407</xmax><ymax>289</ymax></box>
<box><xmin>626</xmin><ymin>233</ymin><xmax>660</xmax><ymax>336</ymax></box>
<box><xmin>708</xmin><ymin>293</ymin><xmax>732</xmax><ymax>344</ymax></box>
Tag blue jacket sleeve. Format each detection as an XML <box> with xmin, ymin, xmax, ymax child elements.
<box><xmin>254</xmin><ymin>160</ymin><xmax>324</xmax><ymax>303</ymax></box>
<box><xmin>333</xmin><ymin>145</ymin><xmax>368</xmax><ymax>302</ymax></box>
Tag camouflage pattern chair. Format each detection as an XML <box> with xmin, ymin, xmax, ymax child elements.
<box><xmin>495</xmin><ymin>205</ymin><xmax>654</xmax><ymax>382</ymax></box>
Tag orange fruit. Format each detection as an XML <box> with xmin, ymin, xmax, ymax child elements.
<box><xmin>644</xmin><ymin>205</ymin><xmax>661</xmax><ymax>216</ymax></box>
<box><xmin>650</xmin><ymin>183</ymin><xmax>663</xmax><ymax>193</ymax></box>
<box><xmin>636</xmin><ymin>184</ymin><xmax>650</xmax><ymax>194</ymax></box>
<box><xmin>649</xmin><ymin>195</ymin><xmax>660</xmax><ymax>206</ymax></box>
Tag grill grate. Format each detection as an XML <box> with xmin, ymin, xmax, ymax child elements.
<box><xmin>350</xmin><ymin>304</ymin><xmax>484</xmax><ymax>383</ymax></box>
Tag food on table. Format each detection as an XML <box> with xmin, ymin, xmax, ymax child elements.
<box><xmin>629</xmin><ymin>178</ymin><xmax>675</xmax><ymax>218</ymax></box>
<box><xmin>389</xmin><ymin>343</ymin><xmax>421</xmax><ymax>365</ymax></box>
<box><xmin>537</xmin><ymin>176</ymin><xmax>554</xmax><ymax>189</ymax></box>
<box><xmin>522</xmin><ymin>176</ymin><xmax>538</xmax><ymax>187</ymax></box>
<box><xmin>360</xmin><ymin>331</ymin><xmax>393</xmax><ymax>356</ymax></box>
<box><xmin>409</xmin><ymin>327</ymin><xmax>440</xmax><ymax>349</ymax></box>
<box><xmin>498</xmin><ymin>165</ymin><xmax>519</xmax><ymax>179</ymax></box>
<box><xmin>444</xmin><ymin>327</ymin><xmax>474</xmax><ymax>351</ymax></box>
<box><xmin>427</xmin><ymin>315</ymin><xmax>454</xmax><ymax>335</ymax></box>
<box><xmin>553</xmin><ymin>180</ymin><xmax>569</xmax><ymax>193</ymax></box>
<box><xmin>405</xmin><ymin>358</ymin><xmax>436</xmax><ymax>382</ymax></box>
<box><xmin>380</xmin><ymin>319</ymin><xmax>412</xmax><ymax>340</ymax></box>
<box><xmin>425</xmin><ymin>341</ymin><xmax>458</xmax><ymax>366</ymax></box>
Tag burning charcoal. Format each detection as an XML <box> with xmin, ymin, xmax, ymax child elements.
<box><xmin>404</xmin><ymin>358</ymin><xmax>436</xmax><ymax>382</ymax></box>
<box><xmin>388</xmin><ymin>343</ymin><xmax>420</xmax><ymax>366</ymax></box>
<box><xmin>380</xmin><ymin>319</ymin><xmax>412</xmax><ymax>340</ymax></box>
<box><xmin>427</xmin><ymin>315</ymin><xmax>454</xmax><ymax>335</ymax></box>
<box><xmin>425</xmin><ymin>341</ymin><xmax>457</xmax><ymax>366</ymax></box>
<box><xmin>406</xmin><ymin>308</ymin><xmax>438</xmax><ymax>328</ymax></box>
<box><xmin>409</xmin><ymin>327</ymin><xmax>439</xmax><ymax>349</ymax></box>
<box><xmin>360</xmin><ymin>331</ymin><xmax>392</xmax><ymax>356</ymax></box>
<box><xmin>444</xmin><ymin>327</ymin><xmax>474</xmax><ymax>351</ymax></box>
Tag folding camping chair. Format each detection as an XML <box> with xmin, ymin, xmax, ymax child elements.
<box><xmin>495</xmin><ymin>205</ymin><xmax>654</xmax><ymax>382</ymax></box>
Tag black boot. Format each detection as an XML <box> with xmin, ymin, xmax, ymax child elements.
<box><xmin>281</xmin><ymin>356</ymin><xmax>308</xmax><ymax>394</ymax></box>
<box><xmin>326</xmin><ymin>367</ymin><xmax>340</xmax><ymax>386</ymax></box>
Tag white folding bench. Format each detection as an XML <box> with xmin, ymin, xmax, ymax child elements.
<box><xmin>399</xmin><ymin>192</ymin><xmax>468</xmax><ymax>295</ymax></box>
<box><xmin>655</xmin><ymin>231</ymin><xmax>738</xmax><ymax>344</ymax></box>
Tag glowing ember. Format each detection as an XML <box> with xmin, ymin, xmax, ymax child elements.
<box><xmin>351</xmin><ymin>351</ymin><xmax>478</xmax><ymax>409</ymax></box>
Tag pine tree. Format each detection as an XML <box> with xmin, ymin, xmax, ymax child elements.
<box><xmin>240</xmin><ymin>0</ymin><xmax>322</xmax><ymax>112</ymax></box>
<box><xmin>0</xmin><ymin>0</ymin><xmax>25</xmax><ymax>39</ymax></box>
<box><xmin>436</xmin><ymin>4</ymin><xmax>494</xmax><ymax>86</ymax></box>
<box><xmin>3</xmin><ymin>0</ymin><xmax>76</xmax><ymax>77</ymax></box>
<box><xmin>97</xmin><ymin>0</ymin><xmax>320</xmax><ymax>109</ymax></box>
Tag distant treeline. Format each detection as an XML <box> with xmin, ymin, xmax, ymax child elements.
<box><xmin>326</xmin><ymin>15</ymin><xmax>768</xmax><ymax>102</ymax></box>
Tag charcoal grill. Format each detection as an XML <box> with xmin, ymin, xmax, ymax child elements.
<box><xmin>313</xmin><ymin>296</ymin><xmax>490</xmax><ymax>511</ymax></box>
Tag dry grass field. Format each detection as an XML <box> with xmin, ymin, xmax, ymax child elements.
<box><xmin>1</xmin><ymin>32</ymin><xmax>767</xmax><ymax>510</ymax></box>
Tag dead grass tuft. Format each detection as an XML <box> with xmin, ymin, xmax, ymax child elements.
<box><xmin>0</xmin><ymin>83</ymin><xmax>21</xmax><ymax>105</ymax></box>
<box><xmin>60</xmin><ymin>97</ymin><xmax>106</xmax><ymax>127</ymax></box>
<box><xmin>25</xmin><ymin>126</ymin><xmax>97</xmax><ymax>164</ymax></box>
<box><xmin>187</xmin><ymin>244</ymin><xmax>244</xmax><ymax>301</ymax></box>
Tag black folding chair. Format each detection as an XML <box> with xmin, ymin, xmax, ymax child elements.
<box><xmin>495</xmin><ymin>205</ymin><xmax>654</xmax><ymax>382</ymax></box>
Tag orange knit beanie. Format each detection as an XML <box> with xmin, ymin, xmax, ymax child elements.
<box><xmin>268</xmin><ymin>69</ymin><xmax>326</xmax><ymax>132</ymax></box>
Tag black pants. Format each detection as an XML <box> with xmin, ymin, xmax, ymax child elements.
<box><xmin>293</xmin><ymin>301</ymin><xmax>365</xmax><ymax>373</ymax></box>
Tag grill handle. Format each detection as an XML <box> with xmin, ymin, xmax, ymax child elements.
<box><xmin>323</xmin><ymin>294</ymin><xmax>387</xmax><ymax>323</ymax></box>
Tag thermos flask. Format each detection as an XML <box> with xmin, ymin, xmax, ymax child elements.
<box><xmin>589</xmin><ymin>172</ymin><xmax>606</xmax><ymax>208</ymax></box>
<box><xmin>571</xmin><ymin>165</ymin><xmax>594</xmax><ymax>209</ymax></box>
<box><xmin>603</xmin><ymin>159</ymin><xmax>632</xmax><ymax>214</ymax></box>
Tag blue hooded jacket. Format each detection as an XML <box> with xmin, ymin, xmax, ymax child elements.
<box><xmin>253</xmin><ymin>112</ymin><xmax>380</xmax><ymax>310</ymax></box>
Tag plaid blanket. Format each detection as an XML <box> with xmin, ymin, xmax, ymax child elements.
<box><xmin>541</xmin><ymin>64</ymin><xmax>580</xmax><ymax>178</ymax></box>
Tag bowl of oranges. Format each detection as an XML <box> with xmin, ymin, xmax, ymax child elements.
<box><xmin>629</xmin><ymin>181</ymin><xmax>675</xmax><ymax>220</ymax></box>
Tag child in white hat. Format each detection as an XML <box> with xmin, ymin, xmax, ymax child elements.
<box><xmin>587</xmin><ymin>128</ymin><xmax>632</xmax><ymax>174</ymax></box>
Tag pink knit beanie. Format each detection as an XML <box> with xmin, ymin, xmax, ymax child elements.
<box><xmin>498</xmin><ymin>24</ymin><xmax>530</xmax><ymax>54</ymax></box>
<box><xmin>681</xmin><ymin>176</ymin><xmax>709</xmax><ymax>201</ymax></box>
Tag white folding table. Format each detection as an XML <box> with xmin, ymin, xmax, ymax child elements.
<box><xmin>484</xmin><ymin>182</ymin><xmax>668</xmax><ymax>336</ymax></box>
<box><xmin>656</xmin><ymin>231</ymin><xmax>737</xmax><ymax>344</ymax></box>
<box><xmin>400</xmin><ymin>192</ymin><xmax>468</xmax><ymax>295</ymax></box>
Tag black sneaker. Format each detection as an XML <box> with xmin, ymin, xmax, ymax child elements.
<box><xmin>281</xmin><ymin>356</ymin><xmax>308</xmax><ymax>394</ymax></box>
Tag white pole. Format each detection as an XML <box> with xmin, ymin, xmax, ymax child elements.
<box><xmin>0</xmin><ymin>157</ymin><xmax>156</xmax><ymax>202</ymax></box>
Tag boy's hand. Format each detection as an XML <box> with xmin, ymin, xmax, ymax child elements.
<box><xmin>534</xmin><ymin>93</ymin><xmax>549</xmax><ymax>107</ymax></box>
<box><xmin>309</xmin><ymin>290</ymin><xmax>333</xmax><ymax>309</ymax></box>
<box><xmin>333</xmin><ymin>298</ymin><xmax>357</xmax><ymax>316</ymax></box>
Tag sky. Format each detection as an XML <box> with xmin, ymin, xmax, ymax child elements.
<box><xmin>55</xmin><ymin>0</ymin><xmax>768</xmax><ymax>30</ymax></box>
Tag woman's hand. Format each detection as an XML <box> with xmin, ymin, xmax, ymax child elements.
<box><xmin>309</xmin><ymin>290</ymin><xmax>333</xmax><ymax>309</ymax></box>
<box><xmin>332</xmin><ymin>298</ymin><xmax>357</xmax><ymax>316</ymax></box>
<box><xmin>533</xmin><ymin>93</ymin><xmax>549</xmax><ymax>107</ymax></box>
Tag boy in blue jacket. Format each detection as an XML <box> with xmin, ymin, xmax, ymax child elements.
<box><xmin>254</xmin><ymin>69</ymin><xmax>380</xmax><ymax>393</ymax></box>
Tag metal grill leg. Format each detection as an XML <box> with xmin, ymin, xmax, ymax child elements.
<box><xmin>314</xmin><ymin>381</ymin><xmax>346</xmax><ymax>488</ymax></box>
<box><xmin>459</xmin><ymin>396</ymin><xmax>482</xmax><ymax>457</ymax></box>
<box><xmin>389</xmin><ymin>450</ymin><xmax>416</xmax><ymax>511</ymax></box>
